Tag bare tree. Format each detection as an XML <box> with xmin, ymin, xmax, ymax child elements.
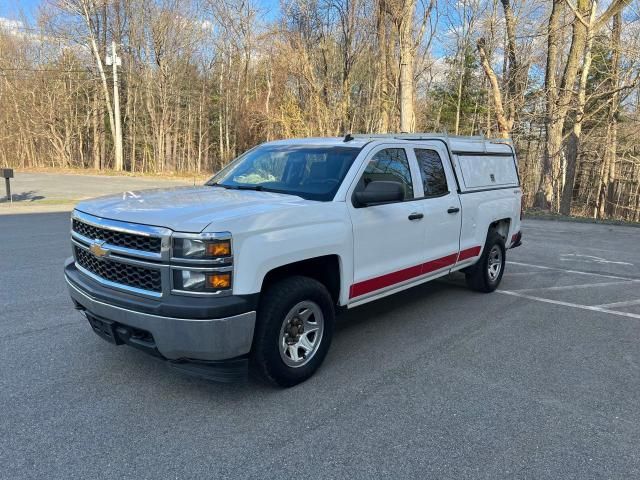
<box><xmin>476</xmin><ymin>0</ymin><xmax>528</xmax><ymax>139</ymax></box>
<box><xmin>1</xmin><ymin>0</ymin><xmax>640</xmax><ymax>221</ymax></box>
<box><xmin>383</xmin><ymin>0</ymin><xmax>435</xmax><ymax>132</ymax></box>
<box><xmin>535</xmin><ymin>0</ymin><xmax>633</xmax><ymax>210</ymax></box>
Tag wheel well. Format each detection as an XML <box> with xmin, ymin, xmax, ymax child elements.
<box><xmin>489</xmin><ymin>218</ymin><xmax>511</xmax><ymax>240</ymax></box>
<box><xmin>261</xmin><ymin>255</ymin><xmax>341</xmax><ymax>305</ymax></box>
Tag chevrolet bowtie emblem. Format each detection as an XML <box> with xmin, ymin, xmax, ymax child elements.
<box><xmin>90</xmin><ymin>240</ymin><xmax>109</xmax><ymax>258</ymax></box>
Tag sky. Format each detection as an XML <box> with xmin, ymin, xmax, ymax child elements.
<box><xmin>0</xmin><ymin>0</ymin><xmax>452</xmax><ymax>67</ymax></box>
<box><xmin>0</xmin><ymin>0</ymin><xmax>283</xmax><ymax>23</ymax></box>
<box><xmin>0</xmin><ymin>0</ymin><xmax>40</xmax><ymax>22</ymax></box>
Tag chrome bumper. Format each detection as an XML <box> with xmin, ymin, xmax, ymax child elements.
<box><xmin>66</xmin><ymin>277</ymin><xmax>256</xmax><ymax>361</ymax></box>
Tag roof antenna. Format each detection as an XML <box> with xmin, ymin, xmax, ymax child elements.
<box><xmin>343</xmin><ymin>133</ymin><xmax>354</xmax><ymax>142</ymax></box>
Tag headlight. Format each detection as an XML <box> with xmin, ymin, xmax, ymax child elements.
<box><xmin>172</xmin><ymin>237</ymin><xmax>231</xmax><ymax>259</ymax></box>
<box><xmin>171</xmin><ymin>233</ymin><xmax>232</xmax><ymax>295</ymax></box>
<box><xmin>173</xmin><ymin>269</ymin><xmax>232</xmax><ymax>292</ymax></box>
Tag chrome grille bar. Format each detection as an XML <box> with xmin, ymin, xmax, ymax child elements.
<box><xmin>71</xmin><ymin>211</ymin><xmax>172</xmax><ymax>298</ymax></box>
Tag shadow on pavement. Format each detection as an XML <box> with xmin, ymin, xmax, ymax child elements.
<box><xmin>0</xmin><ymin>190</ymin><xmax>45</xmax><ymax>203</ymax></box>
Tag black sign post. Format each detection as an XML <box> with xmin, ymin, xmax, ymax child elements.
<box><xmin>1</xmin><ymin>168</ymin><xmax>13</xmax><ymax>201</ymax></box>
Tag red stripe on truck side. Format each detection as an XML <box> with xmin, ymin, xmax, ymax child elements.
<box><xmin>349</xmin><ymin>264</ymin><xmax>423</xmax><ymax>299</ymax></box>
<box><xmin>457</xmin><ymin>245</ymin><xmax>481</xmax><ymax>261</ymax></box>
<box><xmin>349</xmin><ymin>246</ymin><xmax>481</xmax><ymax>299</ymax></box>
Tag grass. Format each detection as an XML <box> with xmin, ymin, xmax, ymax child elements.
<box><xmin>13</xmin><ymin>166</ymin><xmax>210</xmax><ymax>182</ymax></box>
<box><xmin>524</xmin><ymin>208</ymin><xmax>640</xmax><ymax>228</ymax></box>
<box><xmin>0</xmin><ymin>197</ymin><xmax>79</xmax><ymax>206</ymax></box>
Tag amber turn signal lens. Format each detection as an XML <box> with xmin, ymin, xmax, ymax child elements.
<box><xmin>206</xmin><ymin>240</ymin><xmax>231</xmax><ymax>257</ymax></box>
<box><xmin>206</xmin><ymin>273</ymin><xmax>231</xmax><ymax>289</ymax></box>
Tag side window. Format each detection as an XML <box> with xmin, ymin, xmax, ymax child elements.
<box><xmin>415</xmin><ymin>149</ymin><xmax>448</xmax><ymax>197</ymax></box>
<box><xmin>358</xmin><ymin>148</ymin><xmax>414</xmax><ymax>200</ymax></box>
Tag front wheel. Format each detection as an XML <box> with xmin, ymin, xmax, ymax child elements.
<box><xmin>465</xmin><ymin>229</ymin><xmax>506</xmax><ymax>293</ymax></box>
<box><xmin>251</xmin><ymin>276</ymin><xmax>335</xmax><ymax>387</ymax></box>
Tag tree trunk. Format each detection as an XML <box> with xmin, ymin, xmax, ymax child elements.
<box><xmin>398</xmin><ymin>2</ymin><xmax>416</xmax><ymax>133</ymax></box>
<box><xmin>218</xmin><ymin>66</ymin><xmax>224</xmax><ymax>164</ymax></box>
<box><xmin>535</xmin><ymin>0</ymin><xmax>562</xmax><ymax>208</ymax></box>
<box><xmin>92</xmin><ymin>91</ymin><xmax>101</xmax><ymax>170</ymax></box>
<box><xmin>454</xmin><ymin>72</ymin><xmax>463</xmax><ymax>136</ymax></box>
<box><xmin>500</xmin><ymin>0</ymin><xmax>519</xmax><ymax>122</ymax></box>
<box><xmin>560</xmin><ymin>2</ymin><xmax>597</xmax><ymax>215</ymax></box>
<box><xmin>536</xmin><ymin>0</ymin><xmax>589</xmax><ymax>210</ymax></box>
<box><xmin>477</xmin><ymin>38</ymin><xmax>511</xmax><ymax>138</ymax></box>
<box><xmin>604</xmin><ymin>12</ymin><xmax>621</xmax><ymax>217</ymax></box>
<box><xmin>377</xmin><ymin>0</ymin><xmax>389</xmax><ymax>133</ymax></box>
<box><xmin>81</xmin><ymin>0</ymin><xmax>117</xmax><ymax>169</ymax></box>
<box><xmin>537</xmin><ymin>0</ymin><xmax>630</xmax><ymax>210</ymax></box>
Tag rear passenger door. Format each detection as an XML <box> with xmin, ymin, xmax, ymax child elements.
<box><xmin>410</xmin><ymin>145</ymin><xmax>462</xmax><ymax>272</ymax></box>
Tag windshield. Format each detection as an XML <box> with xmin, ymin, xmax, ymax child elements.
<box><xmin>207</xmin><ymin>144</ymin><xmax>362</xmax><ymax>201</ymax></box>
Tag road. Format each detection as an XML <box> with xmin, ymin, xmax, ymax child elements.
<box><xmin>1</xmin><ymin>214</ymin><xmax>639</xmax><ymax>479</ymax></box>
<box><xmin>0</xmin><ymin>172</ymin><xmax>193</xmax><ymax>208</ymax></box>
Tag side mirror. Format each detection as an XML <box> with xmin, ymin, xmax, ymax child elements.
<box><xmin>354</xmin><ymin>181</ymin><xmax>405</xmax><ymax>207</ymax></box>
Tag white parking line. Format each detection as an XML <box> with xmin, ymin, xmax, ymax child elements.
<box><xmin>594</xmin><ymin>298</ymin><xmax>640</xmax><ymax>309</ymax></box>
<box><xmin>503</xmin><ymin>271</ymin><xmax>547</xmax><ymax>276</ymax></box>
<box><xmin>559</xmin><ymin>253</ymin><xmax>634</xmax><ymax>266</ymax></box>
<box><xmin>509</xmin><ymin>280</ymin><xmax>639</xmax><ymax>293</ymax></box>
<box><xmin>497</xmin><ymin>290</ymin><xmax>640</xmax><ymax>320</ymax></box>
<box><xmin>508</xmin><ymin>261</ymin><xmax>638</xmax><ymax>281</ymax></box>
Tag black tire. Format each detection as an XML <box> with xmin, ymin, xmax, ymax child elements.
<box><xmin>465</xmin><ymin>229</ymin><xmax>506</xmax><ymax>293</ymax></box>
<box><xmin>251</xmin><ymin>276</ymin><xmax>335</xmax><ymax>387</ymax></box>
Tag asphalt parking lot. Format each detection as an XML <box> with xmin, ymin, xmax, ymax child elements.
<box><xmin>0</xmin><ymin>172</ymin><xmax>192</xmax><ymax>205</ymax></box>
<box><xmin>1</xmin><ymin>214</ymin><xmax>639</xmax><ymax>479</ymax></box>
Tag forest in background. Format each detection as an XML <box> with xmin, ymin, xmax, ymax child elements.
<box><xmin>0</xmin><ymin>0</ymin><xmax>639</xmax><ymax>220</ymax></box>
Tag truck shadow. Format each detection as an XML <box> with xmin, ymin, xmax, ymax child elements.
<box><xmin>116</xmin><ymin>277</ymin><xmax>469</xmax><ymax>395</ymax></box>
<box><xmin>335</xmin><ymin>273</ymin><xmax>469</xmax><ymax>332</ymax></box>
<box><xmin>149</xmin><ymin>274</ymin><xmax>475</xmax><ymax>395</ymax></box>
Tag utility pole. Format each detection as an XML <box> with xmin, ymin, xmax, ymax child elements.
<box><xmin>106</xmin><ymin>41</ymin><xmax>123</xmax><ymax>171</ymax></box>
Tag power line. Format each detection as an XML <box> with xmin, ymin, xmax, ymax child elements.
<box><xmin>0</xmin><ymin>67</ymin><xmax>95</xmax><ymax>73</ymax></box>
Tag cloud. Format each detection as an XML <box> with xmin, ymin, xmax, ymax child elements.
<box><xmin>0</xmin><ymin>17</ymin><xmax>25</xmax><ymax>33</ymax></box>
<box><xmin>0</xmin><ymin>17</ymin><xmax>42</xmax><ymax>41</ymax></box>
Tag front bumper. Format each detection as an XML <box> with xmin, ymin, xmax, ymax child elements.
<box><xmin>65</xmin><ymin>260</ymin><xmax>257</xmax><ymax>363</ymax></box>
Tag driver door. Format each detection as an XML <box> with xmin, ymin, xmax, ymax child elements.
<box><xmin>347</xmin><ymin>145</ymin><xmax>426</xmax><ymax>302</ymax></box>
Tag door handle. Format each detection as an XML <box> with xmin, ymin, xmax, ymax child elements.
<box><xmin>447</xmin><ymin>207</ymin><xmax>460</xmax><ymax>214</ymax></box>
<box><xmin>408</xmin><ymin>212</ymin><xmax>424</xmax><ymax>221</ymax></box>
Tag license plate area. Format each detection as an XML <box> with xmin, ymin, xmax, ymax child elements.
<box><xmin>86</xmin><ymin>314</ymin><xmax>124</xmax><ymax>345</ymax></box>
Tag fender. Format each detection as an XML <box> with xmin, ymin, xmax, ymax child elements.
<box><xmin>227</xmin><ymin>203</ymin><xmax>354</xmax><ymax>304</ymax></box>
<box><xmin>458</xmin><ymin>189</ymin><xmax>522</xmax><ymax>258</ymax></box>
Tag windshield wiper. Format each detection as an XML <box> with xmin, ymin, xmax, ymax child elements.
<box><xmin>207</xmin><ymin>182</ymin><xmax>232</xmax><ymax>189</ymax></box>
<box><xmin>208</xmin><ymin>182</ymin><xmax>270</xmax><ymax>192</ymax></box>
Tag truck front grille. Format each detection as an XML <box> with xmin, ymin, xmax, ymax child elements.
<box><xmin>74</xmin><ymin>246</ymin><xmax>162</xmax><ymax>293</ymax></box>
<box><xmin>72</xmin><ymin>219</ymin><xmax>161</xmax><ymax>254</ymax></box>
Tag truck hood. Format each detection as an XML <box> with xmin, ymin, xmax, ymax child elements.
<box><xmin>75</xmin><ymin>186</ymin><xmax>310</xmax><ymax>232</ymax></box>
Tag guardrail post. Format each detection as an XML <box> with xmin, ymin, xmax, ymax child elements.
<box><xmin>1</xmin><ymin>168</ymin><xmax>14</xmax><ymax>202</ymax></box>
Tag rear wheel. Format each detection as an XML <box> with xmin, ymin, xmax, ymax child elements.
<box><xmin>251</xmin><ymin>276</ymin><xmax>335</xmax><ymax>387</ymax></box>
<box><xmin>465</xmin><ymin>229</ymin><xmax>506</xmax><ymax>293</ymax></box>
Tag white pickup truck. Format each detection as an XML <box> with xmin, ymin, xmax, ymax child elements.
<box><xmin>65</xmin><ymin>134</ymin><xmax>522</xmax><ymax>386</ymax></box>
